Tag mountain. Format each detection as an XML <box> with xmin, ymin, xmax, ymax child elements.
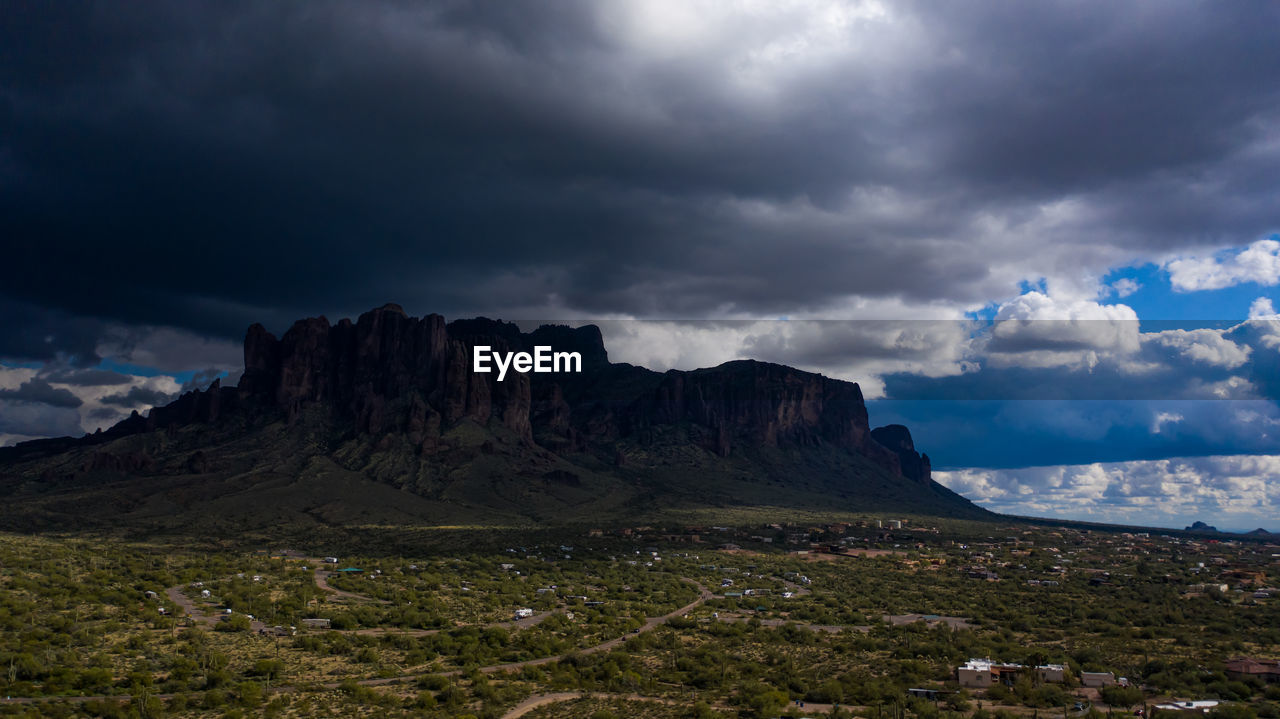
<box><xmin>1186</xmin><ymin>521</ymin><xmax>1219</xmax><ymax>533</ymax></box>
<box><xmin>0</xmin><ymin>305</ymin><xmax>989</xmax><ymax>533</ymax></box>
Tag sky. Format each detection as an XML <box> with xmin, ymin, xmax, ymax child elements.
<box><xmin>2</xmin><ymin>0</ymin><xmax>1279</xmax><ymax>531</ymax></box>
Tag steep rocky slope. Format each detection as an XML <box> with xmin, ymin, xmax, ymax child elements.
<box><xmin>0</xmin><ymin>305</ymin><xmax>984</xmax><ymax>532</ymax></box>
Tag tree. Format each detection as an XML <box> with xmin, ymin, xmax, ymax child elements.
<box><xmin>1100</xmin><ymin>685</ymin><xmax>1144</xmax><ymax>709</ymax></box>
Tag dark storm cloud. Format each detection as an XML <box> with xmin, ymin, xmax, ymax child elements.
<box><xmin>3</xmin><ymin>0</ymin><xmax>1280</xmax><ymax>336</ymax></box>
<box><xmin>868</xmin><ymin>399</ymin><xmax>1280</xmax><ymax>470</ymax></box>
<box><xmin>0</xmin><ymin>298</ymin><xmax>105</xmax><ymax>365</ymax></box>
<box><xmin>0</xmin><ymin>401</ymin><xmax>83</xmax><ymax>438</ymax></box>
<box><xmin>0</xmin><ymin>378</ymin><xmax>83</xmax><ymax>408</ymax></box>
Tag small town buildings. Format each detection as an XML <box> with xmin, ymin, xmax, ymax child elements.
<box><xmin>1224</xmin><ymin>658</ymin><xmax>1280</xmax><ymax>683</ymax></box>
<box><xmin>956</xmin><ymin>659</ymin><xmax>1067</xmax><ymax>688</ymax></box>
<box><xmin>1037</xmin><ymin>664</ymin><xmax>1065</xmax><ymax>683</ymax></box>
<box><xmin>1187</xmin><ymin>583</ymin><xmax>1229</xmax><ymax>594</ymax></box>
<box><xmin>1081</xmin><ymin>671</ymin><xmax>1116</xmax><ymax>687</ymax></box>
<box><xmin>1154</xmin><ymin>701</ymin><xmax>1219</xmax><ymax>713</ymax></box>
<box><xmin>958</xmin><ymin>659</ymin><xmax>1015</xmax><ymax>688</ymax></box>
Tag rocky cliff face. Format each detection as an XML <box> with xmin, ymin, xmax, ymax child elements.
<box><xmin>226</xmin><ymin>305</ymin><xmax>920</xmax><ymax>479</ymax></box>
<box><xmin>628</xmin><ymin>361</ymin><xmax>900</xmax><ymax>469</ymax></box>
<box><xmin>237</xmin><ymin>305</ymin><xmax>533</xmax><ymax>448</ymax></box>
<box><xmin>869</xmin><ymin>424</ymin><xmax>931</xmax><ymax>484</ymax></box>
<box><xmin>4</xmin><ymin>306</ymin><xmax>932</xmax><ymax>486</ymax></box>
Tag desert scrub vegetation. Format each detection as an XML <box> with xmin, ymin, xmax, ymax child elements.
<box><xmin>1</xmin><ymin>523</ymin><xmax>1278</xmax><ymax>718</ymax></box>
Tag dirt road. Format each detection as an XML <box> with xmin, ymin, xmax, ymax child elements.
<box><xmin>499</xmin><ymin>691</ymin><xmax>728</xmax><ymax>718</ymax></box>
<box><xmin>2</xmin><ymin>576</ymin><xmax>712</xmax><ymax>704</ymax></box>
<box><xmin>165</xmin><ymin>583</ymin><xmax>265</xmax><ymax>633</ymax></box>
<box><xmin>313</xmin><ymin>570</ymin><xmax>391</xmax><ymax>604</ymax></box>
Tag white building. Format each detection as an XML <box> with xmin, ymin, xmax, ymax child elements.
<box><xmin>1154</xmin><ymin>701</ymin><xmax>1218</xmax><ymax>713</ymax></box>
<box><xmin>1081</xmin><ymin>671</ymin><xmax>1115</xmax><ymax>687</ymax></box>
<box><xmin>957</xmin><ymin>658</ymin><xmax>1068</xmax><ymax>688</ymax></box>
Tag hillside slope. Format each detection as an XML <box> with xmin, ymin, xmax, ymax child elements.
<box><xmin>0</xmin><ymin>305</ymin><xmax>991</xmax><ymax>532</ymax></box>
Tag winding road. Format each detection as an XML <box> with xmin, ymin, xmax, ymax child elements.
<box><xmin>165</xmin><ymin>582</ymin><xmax>267</xmax><ymax>633</ymax></box>
<box><xmin>499</xmin><ymin>691</ymin><xmax>732</xmax><ymax>718</ymax></box>
<box><xmin>353</xmin><ymin>577</ymin><xmax>712</xmax><ymax>684</ymax></box>
<box><xmin>1</xmin><ymin>574</ymin><xmax>713</xmax><ymax>706</ymax></box>
<box><xmin>313</xmin><ymin>569</ymin><xmax>392</xmax><ymax>604</ymax></box>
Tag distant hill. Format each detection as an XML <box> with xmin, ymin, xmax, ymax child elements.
<box><xmin>1186</xmin><ymin>521</ymin><xmax>1219</xmax><ymax>533</ymax></box>
<box><xmin>0</xmin><ymin>305</ymin><xmax>990</xmax><ymax>534</ymax></box>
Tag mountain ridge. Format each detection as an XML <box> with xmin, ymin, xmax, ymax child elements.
<box><xmin>0</xmin><ymin>305</ymin><xmax>991</xmax><ymax>532</ymax></box>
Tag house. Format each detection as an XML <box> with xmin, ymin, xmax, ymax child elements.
<box><xmin>958</xmin><ymin>659</ymin><xmax>1012</xmax><ymax>687</ymax></box>
<box><xmin>1154</xmin><ymin>701</ymin><xmax>1219</xmax><ymax>713</ymax></box>
<box><xmin>300</xmin><ymin>618</ymin><xmax>331</xmax><ymax>629</ymax></box>
<box><xmin>1037</xmin><ymin>665</ymin><xmax>1066</xmax><ymax>683</ymax></box>
<box><xmin>908</xmin><ymin>688</ymin><xmax>942</xmax><ymax>701</ymax></box>
<box><xmin>1186</xmin><ymin>583</ymin><xmax>1228</xmax><ymax>594</ymax></box>
<box><xmin>1224</xmin><ymin>658</ymin><xmax>1280</xmax><ymax>683</ymax></box>
<box><xmin>1081</xmin><ymin>671</ymin><xmax>1116</xmax><ymax>687</ymax></box>
<box><xmin>143</xmin><ymin>590</ymin><xmax>158</xmax><ymax>600</ymax></box>
<box><xmin>957</xmin><ymin>659</ymin><xmax>1067</xmax><ymax>688</ymax></box>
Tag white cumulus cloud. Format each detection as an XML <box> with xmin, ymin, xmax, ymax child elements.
<box><xmin>1166</xmin><ymin>238</ymin><xmax>1280</xmax><ymax>292</ymax></box>
<box><xmin>935</xmin><ymin>455</ymin><xmax>1280</xmax><ymax>531</ymax></box>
